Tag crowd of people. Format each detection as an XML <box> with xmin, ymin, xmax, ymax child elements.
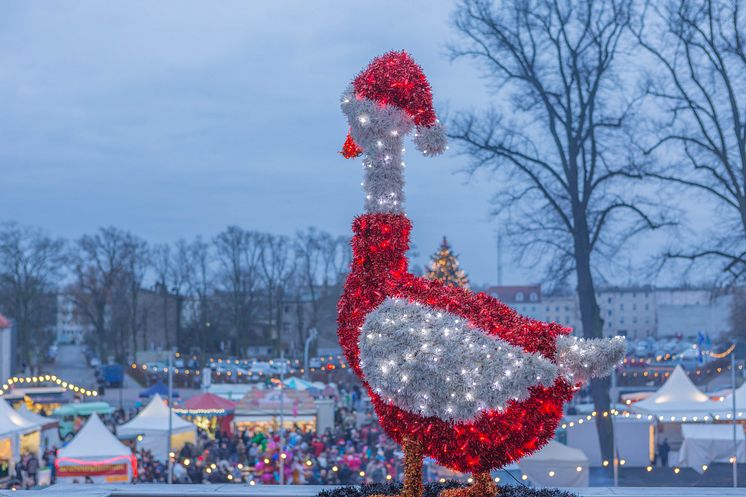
<box><xmin>143</xmin><ymin>407</ymin><xmax>405</xmax><ymax>485</ymax></box>
<box><xmin>3</xmin><ymin>380</ymin><xmax>453</xmax><ymax>488</ymax></box>
<box><xmin>133</xmin><ymin>382</ymin><xmax>414</xmax><ymax>485</ymax></box>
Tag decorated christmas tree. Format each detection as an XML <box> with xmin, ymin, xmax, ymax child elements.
<box><xmin>425</xmin><ymin>236</ymin><xmax>469</xmax><ymax>288</ymax></box>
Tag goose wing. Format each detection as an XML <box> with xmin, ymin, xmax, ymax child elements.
<box><xmin>359</xmin><ymin>297</ymin><xmax>558</xmax><ymax>423</ymax></box>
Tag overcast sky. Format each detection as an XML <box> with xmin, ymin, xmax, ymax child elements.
<box><xmin>1</xmin><ymin>1</ymin><xmax>708</xmax><ymax>288</ymax></box>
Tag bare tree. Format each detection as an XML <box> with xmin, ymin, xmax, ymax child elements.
<box><xmin>214</xmin><ymin>226</ymin><xmax>262</xmax><ymax>355</ymax></box>
<box><xmin>152</xmin><ymin>244</ymin><xmax>175</xmax><ymax>349</ymax></box>
<box><xmin>122</xmin><ymin>237</ymin><xmax>149</xmax><ymax>358</ymax></box>
<box><xmin>177</xmin><ymin>237</ymin><xmax>215</xmax><ymax>357</ymax></box>
<box><xmin>449</xmin><ymin>0</ymin><xmax>665</xmax><ymax>460</ymax></box>
<box><xmin>636</xmin><ymin>0</ymin><xmax>746</xmax><ymax>283</ymax></box>
<box><xmin>729</xmin><ymin>286</ymin><xmax>746</xmax><ymax>341</ymax></box>
<box><xmin>292</xmin><ymin>228</ymin><xmax>324</xmax><ymax>347</ymax></box>
<box><xmin>69</xmin><ymin>227</ymin><xmax>143</xmax><ymax>359</ymax></box>
<box><xmin>259</xmin><ymin>234</ymin><xmax>294</xmax><ymax>350</ymax></box>
<box><xmin>0</xmin><ymin>223</ymin><xmax>65</xmax><ymax>366</ymax></box>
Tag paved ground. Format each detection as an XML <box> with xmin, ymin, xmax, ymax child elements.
<box><xmin>53</xmin><ymin>344</ymin><xmax>96</xmax><ymax>388</ymax></box>
<box><xmin>2</xmin><ymin>485</ymin><xmax>745</xmax><ymax>497</ymax></box>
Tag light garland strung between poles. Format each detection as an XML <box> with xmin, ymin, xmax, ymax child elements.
<box><xmin>129</xmin><ymin>359</ymin><xmax>348</xmax><ymax>377</ymax></box>
<box><xmin>1</xmin><ymin>374</ymin><xmax>98</xmax><ymax>397</ymax></box>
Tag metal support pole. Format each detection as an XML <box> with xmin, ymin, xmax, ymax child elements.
<box><xmin>279</xmin><ymin>348</ymin><xmax>285</xmax><ymax>484</ymax></box>
<box><xmin>611</xmin><ymin>369</ymin><xmax>618</xmax><ymax>488</ymax></box>
<box><xmin>732</xmin><ymin>347</ymin><xmax>738</xmax><ymax>488</ymax></box>
<box><xmin>167</xmin><ymin>352</ymin><xmax>173</xmax><ymax>484</ymax></box>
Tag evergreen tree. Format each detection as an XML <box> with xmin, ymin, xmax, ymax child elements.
<box><xmin>425</xmin><ymin>236</ymin><xmax>469</xmax><ymax>288</ymax></box>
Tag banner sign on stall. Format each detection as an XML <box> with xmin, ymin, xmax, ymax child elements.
<box><xmin>57</xmin><ymin>462</ymin><xmax>128</xmax><ymax>478</ymax></box>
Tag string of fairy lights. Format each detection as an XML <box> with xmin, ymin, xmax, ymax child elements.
<box><xmin>0</xmin><ymin>374</ymin><xmax>99</xmax><ymax>397</ymax></box>
<box><xmin>623</xmin><ymin>343</ymin><xmax>736</xmax><ymax>366</ymax></box>
<box><xmin>129</xmin><ymin>354</ymin><xmax>349</xmax><ymax>378</ymax></box>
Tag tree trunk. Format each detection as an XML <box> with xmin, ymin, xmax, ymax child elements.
<box><xmin>574</xmin><ymin>217</ymin><xmax>614</xmax><ymax>464</ymax></box>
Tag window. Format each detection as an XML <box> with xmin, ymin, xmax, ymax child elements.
<box><xmin>529</xmin><ymin>292</ymin><xmax>538</xmax><ymax>301</ymax></box>
<box><xmin>645</xmin><ymin>304</ymin><xmax>649</xmax><ymax>310</ymax></box>
<box><xmin>515</xmin><ymin>292</ymin><xmax>524</xmax><ymax>302</ymax></box>
<box><xmin>620</xmin><ymin>303</ymin><xmax>624</xmax><ymax>310</ymax></box>
<box><xmin>608</xmin><ymin>310</ymin><xmax>612</xmax><ymax>316</ymax></box>
<box><xmin>608</xmin><ymin>297</ymin><xmax>612</xmax><ymax>303</ymax></box>
<box><xmin>620</xmin><ymin>318</ymin><xmax>625</xmax><ymax>324</ymax></box>
<box><xmin>632</xmin><ymin>304</ymin><xmax>637</xmax><ymax>311</ymax></box>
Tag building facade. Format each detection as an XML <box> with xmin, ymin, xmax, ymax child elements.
<box><xmin>53</xmin><ymin>293</ymin><xmax>94</xmax><ymax>345</ymax></box>
<box><xmin>485</xmin><ymin>285</ymin><xmax>733</xmax><ymax>340</ymax></box>
<box><xmin>0</xmin><ymin>314</ymin><xmax>15</xmax><ymax>382</ymax></box>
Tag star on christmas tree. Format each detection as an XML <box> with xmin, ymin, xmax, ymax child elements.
<box><xmin>425</xmin><ymin>236</ymin><xmax>469</xmax><ymax>288</ymax></box>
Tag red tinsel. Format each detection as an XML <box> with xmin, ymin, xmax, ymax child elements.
<box><xmin>352</xmin><ymin>51</ymin><xmax>437</xmax><ymax>128</ymax></box>
<box><xmin>337</xmin><ymin>213</ymin><xmax>574</xmax><ymax>473</ymax></box>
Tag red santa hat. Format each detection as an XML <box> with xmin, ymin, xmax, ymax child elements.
<box><xmin>341</xmin><ymin>51</ymin><xmax>447</xmax><ymax>159</ymax></box>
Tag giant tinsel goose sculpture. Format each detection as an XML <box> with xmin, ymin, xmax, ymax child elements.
<box><xmin>337</xmin><ymin>51</ymin><xmax>625</xmax><ymax>497</ymax></box>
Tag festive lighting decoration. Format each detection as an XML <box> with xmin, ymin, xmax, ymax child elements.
<box><xmin>360</xmin><ymin>297</ymin><xmax>558</xmax><ymax>422</ymax></box>
<box><xmin>425</xmin><ymin>237</ymin><xmax>470</xmax><ymax>288</ymax></box>
<box><xmin>1</xmin><ymin>374</ymin><xmax>98</xmax><ymax>398</ymax></box>
<box><xmin>336</xmin><ymin>50</ymin><xmax>625</xmax><ymax>494</ymax></box>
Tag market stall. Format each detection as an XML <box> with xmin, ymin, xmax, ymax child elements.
<box><xmin>53</xmin><ymin>401</ymin><xmax>114</xmax><ymax>439</ymax></box>
<box><xmin>118</xmin><ymin>394</ymin><xmax>196</xmax><ymax>461</ymax></box>
<box><xmin>0</xmin><ymin>408</ymin><xmax>19</xmax><ymax>480</ymax></box>
<box><xmin>713</xmin><ymin>380</ymin><xmax>746</xmax><ymax>420</ymax></box>
<box><xmin>56</xmin><ymin>413</ymin><xmax>136</xmax><ymax>483</ymax></box>
<box><xmin>17</xmin><ymin>404</ymin><xmax>60</xmax><ymax>449</ymax></box>
<box><xmin>233</xmin><ymin>387</ymin><xmax>317</xmax><ymax>433</ymax></box>
<box><xmin>283</xmin><ymin>377</ymin><xmax>325</xmax><ymax>394</ymax></box>
<box><xmin>677</xmin><ymin>423</ymin><xmax>745</xmax><ymax>472</ymax></box>
<box><xmin>518</xmin><ymin>441</ymin><xmax>589</xmax><ymax>487</ymax></box>
<box><xmin>565</xmin><ymin>414</ymin><xmax>654</xmax><ymax>467</ymax></box>
<box><xmin>631</xmin><ymin>365</ymin><xmax>720</xmax><ymax>420</ymax></box>
<box><xmin>174</xmin><ymin>392</ymin><xmax>236</xmax><ymax>434</ymax></box>
<box><xmin>139</xmin><ymin>380</ymin><xmax>179</xmax><ymax>399</ymax></box>
<box><xmin>0</xmin><ymin>398</ymin><xmax>41</xmax><ymax>460</ymax></box>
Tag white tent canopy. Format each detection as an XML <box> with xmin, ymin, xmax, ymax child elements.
<box><xmin>118</xmin><ymin>393</ymin><xmax>196</xmax><ymax>461</ymax></box>
<box><xmin>57</xmin><ymin>413</ymin><xmax>134</xmax><ymax>483</ymax></box>
<box><xmin>16</xmin><ymin>405</ymin><xmax>57</xmax><ymax>429</ymax></box>
<box><xmin>714</xmin><ymin>381</ymin><xmax>746</xmax><ymax>419</ymax></box>
<box><xmin>0</xmin><ymin>398</ymin><xmax>39</xmax><ymax>436</ymax></box>
<box><xmin>58</xmin><ymin>413</ymin><xmax>131</xmax><ymax>460</ymax></box>
<box><xmin>518</xmin><ymin>441</ymin><xmax>589</xmax><ymax>487</ymax></box>
<box><xmin>0</xmin><ymin>398</ymin><xmax>41</xmax><ymax>469</ymax></box>
<box><xmin>677</xmin><ymin>424</ymin><xmax>745</xmax><ymax>473</ymax></box>
<box><xmin>632</xmin><ymin>365</ymin><xmax>719</xmax><ymax>419</ymax></box>
<box><xmin>16</xmin><ymin>404</ymin><xmax>60</xmax><ymax>449</ymax></box>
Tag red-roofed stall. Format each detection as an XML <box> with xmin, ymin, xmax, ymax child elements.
<box><xmin>174</xmin><ymin>393</ymin><xmax>236</xmax><ymax>435</ymax></box>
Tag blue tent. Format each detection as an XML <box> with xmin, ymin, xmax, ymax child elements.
<box><xmin>139</xmin><ymin>380</ymin><xmax>179</xmax><ymax>399</ymax></box>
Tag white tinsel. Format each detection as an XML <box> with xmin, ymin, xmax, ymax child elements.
<box><xmin>555</xmin><ymin>335</ymin><xmax>626</xmax><ymax>384</ymax></box>
<box><xmin>340</xmin><ymin>87</ymin><xmax>449</xmax><ymax>214</ymax></box>
<box><xmin>341</xmin><ymin>87</ymin><xmax>412</xmax><ymax>214</ymax></box>
<box><xmin>414</xmin><ymin>122</ymin><xmax>447</xmax><ymax>157</ymax></box>
<box><xmin>358</xmin><ymin>297</ymin><xmax>558</xmax><ymax>423</ymax></box>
